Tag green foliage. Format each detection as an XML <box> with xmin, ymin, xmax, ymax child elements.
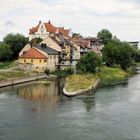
<box><xmin>0</xmin><ymin>43</ymin><xmax>13</xmax><ymax>61</ymax></box>
<box><xmin>44</xmin><ymin>68</ymin><xmax>50</xmax><ymax>75</ymax></box>
<box><xmin>135</xmin><ymin>50</ymin><xmax>140</xmax><ymax>62</ymax></box>
<box><xmin>97</xmin><ymin>67</ymin><xmax>128</xmax><ymax>87</ymax></box>
<box><xmin>97</xmin><ymin>29</ymin><xmax>112</xmax><ymax>45</ymax></box>
<box><xmin>51</xmin><ymin>68</ymin><xmax>74</xmax><ymax>77</ymax></box>
<box><xmin>77</xmin><ymin>52</ymin><xmax>102</xmax><ymax>73</ymax></box>
<box><xmin>3</xmin><ymin>33</ymin><xmax>28</xmax><ymax>60</ymax></box>
<box><xmin>102</xmin><ymin>39</ymin><xmax>136</xmax><ymax>70</ymax></box>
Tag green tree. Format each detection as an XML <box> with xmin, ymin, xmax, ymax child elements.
<box><xmin>77</xmin><ymin>52</ymin><xmax>102</xmax><ymax>73</ymax></box>
<box><xmin>102</xmin><ymin>40</ymin><xmax>136</xmax><ymax>70</ymax></box>
<box><xmin>3</xmin><ymin>33</ymin><xmax>28</xmax><ymax>59</ymax></box>
<box><xmin>0</xmin><ymin>43</ymin><xmax>13</xmax><ymax>61</ymax></box>
<box><xmin>97</xmin><ymin>29</ymin><xmax>112</xmax><ymax>45</ymax></box>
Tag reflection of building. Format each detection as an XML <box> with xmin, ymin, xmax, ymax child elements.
<box><xmin>18</xmin><ymin>81</ymin><xmax>59</xmax><ymax>111</ymax></box>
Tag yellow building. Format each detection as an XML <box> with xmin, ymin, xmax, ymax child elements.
<box><xmin>19</xmin><ymin>44</ymin><xmax>59</xmax><ymax>72</ymax></box>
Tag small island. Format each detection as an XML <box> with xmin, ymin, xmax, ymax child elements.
<box><xmin>63</xmin><ymin>67</ymin><xmax>128</xmax><ymax>96</ymax></box>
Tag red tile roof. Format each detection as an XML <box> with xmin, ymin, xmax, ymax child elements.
<box><xmin>29</xmin><ymin>21</ymin><xmax>70</xmax><ymax>36</ymax></box>
<box><xmin>20</xmin><ymin>48</ymin><xmax>48</xmax><ymax>59</ymax></box>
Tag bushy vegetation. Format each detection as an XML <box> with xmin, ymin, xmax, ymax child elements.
<box><xmin>102</xmin><ymin>40</ymin><xmax>136</xmax><ymax>70</ymax></box>
<box><xmin>44</xmin><ymin>68</ymin><xmax>50</xmax><ymax>75</ymax></box>
<box><xmin>0</xmin><ymin>61</ymin><xmax>18</xmax><ymax>69</ymax></box>
<box><xmin>97</xmin><ymin>67</ymin><xmax>128</xmax><ymax>87</ymax></box>
<box><xmin>51</xmin><ymin>68</ymin><xmax>74</xmax><ymax>77</ymax></box>
<box><xmin>65</xmin><ymin>74</ymin><xmax>96</xmax><ymax>92</ymax></box>
<box><xmin>0</xmin><ymin>43</ymin><xmax>13</xmax><ymax>61</ymax></box>
<box><xmin>77</xmin><ymin>52</ymin><xmax>102</xmax><ymax>73</ymax></box>
<box><xmin>65</xmin><ymin>66</ymin><xmax>128</xmax><ymax>92</ymax></box>
<box><xmin>97</xmin><ymin>29</ymin><xmax>112</xmax><ymax>45</ymax></box>
<box><xmin>0</xmin><ymin>33</ymin><xmax>28</xmax><ymax>61</ymax></box>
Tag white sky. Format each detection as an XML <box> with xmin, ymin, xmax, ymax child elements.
<box><xmin>0</xmin><ymin>0</ymin><xmax>140</xmax><ymax>42</ymax></box>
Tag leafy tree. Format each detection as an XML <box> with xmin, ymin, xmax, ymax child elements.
<box><xmin>102</xmin><ymin>40</ymin><xmax>136</xmax><ymax>70</ymax></box>
<box><xmin>135</xmin><ymin>50</ymin><xmax>140</xmax><ymax>62</ymax></box>
<box><xmin>3</xmin><ymin>33</ymin><xmax>28</xmax><ymax>59</ymax></box>
<box><xmin>0</xmin><ymin>43</ymin><xmax>13</xmax><ymax>61</ymax></box>
<box><xmin>97</xmin><ymin>29</ymin><xmax>112</xmax><ymax>45</ymax></box>
<box><xmin>77</xmin><ymin>52</ymin><xmax>102</xmax><ymax>73</ymax></box>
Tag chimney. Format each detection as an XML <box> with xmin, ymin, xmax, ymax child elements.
<box><xmin>48</xmin><ymin>20</ymin><xmax>50</xmax><ymax>24</ymax></box>
<box><xmin>39</xmin><ymin>20</ymin><xmax>41</xmax><ymax>24</ymax></box>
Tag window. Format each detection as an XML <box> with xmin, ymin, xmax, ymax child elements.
<box><xmin>24</xmin><ymin>59</ymin><xmax>26</xmax><ymax>63</ymax></box>
<box><xmin>53</xmin><ymin>55</ymin><xmax>56</xmax><ymax>59</ymax></box>
<box><xmin>40</xmin><ymin>59</ymin><xmax>42</xmax><ymax>63</ymax></box>
<box><xmin>50</xmin><ymin>56</ymin><xmax>52</xmax><ymax>59</ymax></box>
<box><xmin>44</xmin><ymin>59</ymin><xmax>47</xmax><ymax>63</ymax></box>
<box><xmin>31</xmin><ymin>59</ymin><xmax>33</xmax><ymax>63</ymax></box>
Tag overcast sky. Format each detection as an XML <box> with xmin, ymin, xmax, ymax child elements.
<box><xmin>0</xmin><ymin>0</ymin><xmax>140</xmax><ymax>42</ymax></box>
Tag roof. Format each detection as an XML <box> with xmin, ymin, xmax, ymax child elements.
<box><xmin>49</xmin><ymin>34</ymin><xmax>72</xmax><ymax>49</ymax></box>
<box><xmin>35</xmin><ymin>44</ymin><xmax>59</xmax><ymax>55</ymax></box>
<box><xmin>29</xmin><ymin>21</ymin><xmax>70</xmax><ymax>36</ymax></box>
<box><xmin>72</xmin><ymin>39</ymin><xmax>91</xmax><ymax>48</ymax></box>
<box><xmin>20</xmin><ymin>47</ymin><xmax>48</xmax><ymax>59</ymax></box>
<box><xmin>44</xmin><ymin>22</ymin><xmax>57</xmax><ymax>33</ymax></box>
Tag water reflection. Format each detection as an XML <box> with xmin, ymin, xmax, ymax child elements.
<box><xmin>78</xmin><ymin>92</ymin><xmax>96</xmax><ymax>112</ymax></box>
<box><xmin>18</xmin><ymin>82</ymin><xmax>58</xmax><ymax>101</ymax></box>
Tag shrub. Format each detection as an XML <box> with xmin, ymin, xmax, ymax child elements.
<box><xmin>44</xmin><ymin>68</ymin><xmax>50</xmax><ymax>75</ymax></box>
<box><xmin>76</xmin><ymin>52</ymin><xmax>102</xmax><ymax>73</ymax></box>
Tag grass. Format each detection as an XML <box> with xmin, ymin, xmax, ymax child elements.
<box><xmin>96</xmin><ymin>67</ymin><xmax>128</xmax><ymax>87</ymax></box>
<box><xmin>0</xmin><ymin>61</ymin><xmax>18</xmax><ymax>69</ymax></box>
<box><xmin>0</xmin><ymin>70</ymin><xmax>30</xmax><ymax>81</ymax></box>
<box><xmin>65</xmin><ymin>67</ymin><xmax>128</xmax><ymax>92</ymax></box>
<box><xmin>65</xmin><ymin>74</ymin><xmax>97</xmax><ymax>92</ymax></box>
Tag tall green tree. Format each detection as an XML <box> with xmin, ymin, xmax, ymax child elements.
<box><xmin>77</xmin><ymin>52</ymin><xmax>102</xmax><ymax>73</ymax></box>
<box><xmin>0</xmin><ymin>43</ymin><xmax>13</xmax><ymax>61</ymax></box>
<box><xmin>3</xmin><ymin>33</ymin><xmax>28</xmax><ymax>59</ymax></box>
<box><xmin>102</xmin><ymin>40</ymin><xmax>136</xmax><ymax>70</ymax></box>
<box><xmin>97</xmin><ymin>29</ymin><xmax>112</xmax><ymax>45</ymax></box>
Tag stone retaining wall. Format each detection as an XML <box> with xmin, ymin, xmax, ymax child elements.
<box><xmin>0</xmin><ymin>74</ymin><xmax>49</xmax><ymax>88</ymax></box>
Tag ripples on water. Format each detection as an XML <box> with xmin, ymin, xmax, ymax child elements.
<box><xmin>0</xmin><ymin>73</ymin><xmax>140</xmax><ymax>140</ymax></box>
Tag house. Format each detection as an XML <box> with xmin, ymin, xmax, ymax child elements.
<box><xmin>19</xmin><ymin>44</ymin><xmax>59</xmax><ymax>72</ymax></box>
<box><xmin>128</xmin><ymin>41</ymin><xmax>139</xmax><ymax>49</ymax></box>
<box><xmin>72</xmin><ymin>38</ymin><xmax>91</xmax><ymax>56</ymax></box>
<box><xmin>41</xmin><ymin>33</ymin><xmax>80</xmax><ymax>65</ymax></box>
<box><xmin>29</xmin><ymin>20</ymin><xmax>71</xmax><ymax>41</ymax></box>
<box><xmin>88</xmin><ymin>37</ymin><xmax>103</xmax><ymax>55</ymax></box>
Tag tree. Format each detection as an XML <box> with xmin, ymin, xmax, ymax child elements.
<box><xmin>97</xmin><ymin>29</ymin><xmax>112</xmax><ymax>45</ymax></box>
<box><xmin>3</xmin><ymin>33</ymin><xmax>28</xmax><ymax>59</ymax></box>
<box><xmin>0</xmin><ymin>43</ymin><xmax>13</xmax><ymax>61</ymax></box>
<box><xmin>77</xmin><ymin>52</ymin><xmax>102</xmax><ymax>73</ymax></box>
<box><xmin>102</xmin><ymin>39</ymin><xmax>136</xmax><ymax>70</ymax></box>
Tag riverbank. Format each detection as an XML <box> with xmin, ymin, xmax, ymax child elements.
<box><xmin>0</xmin><ymin>74</ymin><xmax>50</xmax><ymax>88</ymax></box>
<box><xmin>63</xmin><ymin>67</ymin><xmax>128</xmax><ymax>96</ymax></box>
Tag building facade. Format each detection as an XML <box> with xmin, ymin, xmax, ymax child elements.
<box><xmin>29</xmin><ymin>20</ymin><xmax>71</xmax><ymax>41</ymax></box>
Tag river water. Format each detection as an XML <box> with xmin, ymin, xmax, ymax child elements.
<box><xmin>0</xmin><ymin>69</ymin><xmax>140</xmax><ymax>140</ymax></box>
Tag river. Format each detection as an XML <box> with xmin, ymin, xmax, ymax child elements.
<box><xmin>0</xmin><ymin>69</ymin><xmax>140</xmax><ymax>140</ymax></box>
